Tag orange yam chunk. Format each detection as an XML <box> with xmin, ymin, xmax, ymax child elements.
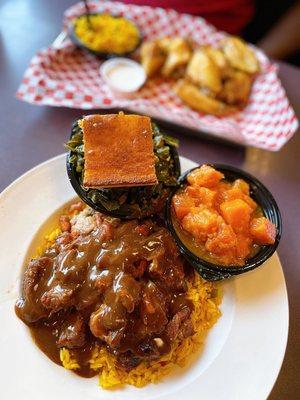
<box><xmin>198</xmin><ymin>187</ymin><xmax>217</xmax><ymax>208</ymax></box>
<box><xmin>218</xmin><ymin>181</ymin><xmax>232</xmax><ymax>192</ymax></box>
<box><xmin>250</xmin><ymin>217</ymin><xmax>276</xmax><ymax>245</ymax></box>
<box><xmin>243</xmin><ymin>194</ymin><xmax>257</xmax><ymax>211</ymax></box>
<box><xmin>222</xmin><ymin>188</ymin><xmax>257</xmax><ymax>211</ymax></box>
<box><xmin>205</xmin><ymin>223</ymin><xmax>237</xmax><ymax>265</ymax></box>
<box><xmin>222</xmin><ymin>187</ymin><xmax>244</xmax><ymax>202</ymax></box>
<box><xmin>236</xmin><ymin>234</ymin><xmax>252</xmax><ymax>260</ymax></box>
<box><xmin>214</xmin><ymin>182</ymin><xmax>231</xmax><ymax>210</ymax></box>
<box><xmin>182</xmin><ymin>206</ymin><xmax>221</xmax><ymax>241</ymax></box>
<box><xmin>187</xmin><ymin>165</ymin><xmax>224</xmax><ymax>188</ymax></box>
<box><xmin>185</xmin><ymin>186</ymin><xmax>202</xmax><ymax>206</ymax></box>
<box><xmin>186</xmin><ymin>186</ymin><xmax>217</xmax><ymax>208</ymax></box>
<box><xmin>172</xmin><ymin>193</ymin><xmax>195</xmax><ymax>220</ymax></box>
<box><xmin>220</xmin><ymin>199</ymin><xmax>252</xmax><ymax>233</ymax></box>
<box><xmin>233</xmin><ymin>179</ymin><xmax>250</xmax><ymax>195</ymax></box>
<box><xmin>186</xmin><ymin>186</ymin><xmax>200</xmax><ymax>198</ymax></box>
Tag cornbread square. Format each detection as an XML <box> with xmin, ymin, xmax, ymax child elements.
<box><xmin>82</xmin><ymin>113</ymin><xmax>158</xmax><ymax>188</ymax></box>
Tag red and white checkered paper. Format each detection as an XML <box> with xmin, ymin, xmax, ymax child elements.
<box><xmin>17</xmin><ymin>1</ymin><xmax>298</xmax><ymax>150</ymax></box>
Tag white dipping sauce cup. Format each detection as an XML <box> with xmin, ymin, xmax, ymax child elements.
<box><xmin>100</xmin><ymin>58</ymin><xmax>146</xmax><ymax>97</ymax></box>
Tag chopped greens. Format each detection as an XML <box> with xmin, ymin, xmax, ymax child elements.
<box><xmin>66</xmin><ymin>120</ymin><xmax>180</xmax><ymax>218</ymax></box>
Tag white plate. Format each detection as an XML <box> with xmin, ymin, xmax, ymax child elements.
<box><xmin>0</xmin><ymin>154</ymin><xmax>288</xmax><ymax>400</ymax></box>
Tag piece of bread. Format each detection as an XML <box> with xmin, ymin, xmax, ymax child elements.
<box><xmin>82</xmin><ymin>112</ymin><xmax>158</xmax><ymax>188</ymax></box>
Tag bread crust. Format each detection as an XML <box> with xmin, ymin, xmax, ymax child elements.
<box><xmin>82</xmin><ymin>113</ymin><xmax>158</xmax><ymax>188</ymax></box>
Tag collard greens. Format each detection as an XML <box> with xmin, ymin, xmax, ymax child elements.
<box><xmin>66</xmin><ymin>120</ymin><xmax>180</xmax><ymax>218</ymax></box>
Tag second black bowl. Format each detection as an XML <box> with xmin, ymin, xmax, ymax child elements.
<box><xmin>166</xmin><ymin>164</ymin><xmax>282</xmax><ymax>281</ymax></box>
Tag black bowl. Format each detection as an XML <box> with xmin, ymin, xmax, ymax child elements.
<box><xmin>66</xmin><ymin>118</ymin><xmax>181</xmax><ymax>219</ymax></box>
<box><xmin>166</xmin><ymin>164</ymin><xmax>282</xmax><ymax>281</ymax></box>
<box><xmin>69</xmin><ymin>13</ymin><xmax>142</xmax><ymax>59</ymax></box>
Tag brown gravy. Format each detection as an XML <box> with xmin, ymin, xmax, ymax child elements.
<box><xmin>15</xmin><ymin>209</ymin><xmax>194</xmax><ymax>377</ymax></box>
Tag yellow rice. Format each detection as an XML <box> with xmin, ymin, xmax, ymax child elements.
<box><xmin>61</xmin><ymin>274</ymin><xmax>221</xmax><ymax>389</ymax></box>
<box><xmin>74</xmin><ymin>14</ymin><xmax>140</xmax><ymax>54</ymax></box>
<box><xmin>38</xmin><ymin>213</ymin><xmax>221</xmax><ymax>389</ymax></box>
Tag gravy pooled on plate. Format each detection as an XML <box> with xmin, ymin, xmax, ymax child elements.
<box><xmin>15</xmin><ymin>204</ymin><xmax>194</xmax><ymax>376</ymax></box>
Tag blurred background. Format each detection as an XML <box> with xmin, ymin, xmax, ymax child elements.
<box><xmin>121</xmin><ymin>0</ymin><xmax>300</xmax><ymax>65</ymax></box>
<box><xmin>2</xmin><ymin>0</ymin><xmax>300</xmax><ymax>65</ymax></box>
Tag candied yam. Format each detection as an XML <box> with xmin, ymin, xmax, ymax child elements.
<box><xmin>250</xmin><ymin>217</ymin><xmax>276</xmax><ymax>245</ymax></box>
<box><xmin>218</xmin><ymin>181</ymin><xmax>231</xmax><ymax>192</ymax></box>
<box><xmin>186</xmin><ymin>186</ymin><xmax>217</xmax><ymax>208</ymax></box>
<box><xmin>174</xmin><ymin>164</ymin><xmax>267</xmax><ymax>266</ymax></box>
<box><xmin>172</xmin><ymin>193</ymin><xmax>195</xmax><ymax>220</ymax></box>
<box><xmin>206</xmin><ymin>224</ymin><xmax>237</xmax><ymax>252</ymax></box>
<box><xmin>221</xmin><ymin>188</ymin><xmax>257</xmax><ymax>211</ymax></box>
<box><xmin>233</xmin><ymin>179</ymin><xmax>250</xmax><ymax>195</ymax></box>
<box><xmin>185</xmin><ymin>186</ymin><xmax>205</xmax><ymax>207</ymax></box>
<box><xmin>222</xmin><ymin>188</ymin><xmax>244</xmax><ymax>202</ymax></box>
<box><xmin>214</xmin><ymin>182</ymin><xmax>231</xmax><ymax>210</ymax></box>
<box><xmin>243</xmin><ymin>194</ymin><xmax>257</xmax><ymax>211</ymax></box>
<box><xmin>187</xmin><ymin>165</ymin><xmax>224</xmax><ymax>188</ymax></box>
<box><xmin>236</xmin><ymin>234</ymin><xmax>252</xmax><ymax>260</ymax></box>
<box><xmin>186</xmin><ymin>186</ymin><xmax>198</xmax><ymax>197</ymax></box>
<box><xmin>205</xmin><ymin>223</ymin><xmax>237</xmax><ymax>265</ymax></box>
<box><xmin>198</xmin><ymin>187</ymin><xmax>217</xmax><ymax>208</ymax></box>
<box><xmin>182</xmin><ymin>207</ymin><xmax>221</xmax><ymax>242</ymax></box>
<box><xmin>220</xmin><ymin>199</ymin><xmax>252</xmax><ymax>233</ymax></box>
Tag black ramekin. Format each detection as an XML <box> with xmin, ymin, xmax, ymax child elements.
<box><xmin>165</xmin><ymin>164</ymin><xmax>282</xmax><ymax>281</ymax></box>
<box><xmin>66</xmin><ymin>118</ymin><xmax>181</xmax><ymax>219</ymax></box>
<box><xmin>69</xmin><ymin>13</ymin><xmax>142</xmax><ymax>59</ymax></box>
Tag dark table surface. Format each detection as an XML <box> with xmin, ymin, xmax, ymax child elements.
<box><xmin>1</xmin><ymin>0</ymin><xmax>299</xmax><ymax>398</ymax></box>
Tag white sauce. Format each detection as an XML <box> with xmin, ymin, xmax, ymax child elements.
<box><xmin>107</xmin><ymin>63</ymin><xmax>145</xmax><ymax>92</ymax></box>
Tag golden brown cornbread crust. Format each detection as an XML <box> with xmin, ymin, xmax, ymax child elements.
<box><xmin>82</xmin><ymin>113</ymin><xmax>158</xmax><ymax>188</ymax></box>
